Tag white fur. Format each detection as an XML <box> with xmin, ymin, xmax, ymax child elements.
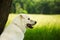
<box><xmin>0</xmin><ymin>14</ymin><xmax>36</xmax><ymax>40</ymax></box>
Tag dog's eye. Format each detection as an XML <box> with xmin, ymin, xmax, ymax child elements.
<box><xmin>28</xmin><ymin>18</ymin><xmax>30</xmax><ymax>20</ymax></box>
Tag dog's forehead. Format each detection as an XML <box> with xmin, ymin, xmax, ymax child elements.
<box><xmin>22</xmin><ymin>14</ymin><xmax>30</xmax><ymax>18</ymax></box>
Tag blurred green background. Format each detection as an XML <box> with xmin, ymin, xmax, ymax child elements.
<box><xmin>10</xmin><ymin>0</ymin><xmax>60</xmax><ymax>14</ymax></box>
<box><xmin>7</xmin><ymin>0</ymin><xmax>60</xmax><ymax>40</ymax></box>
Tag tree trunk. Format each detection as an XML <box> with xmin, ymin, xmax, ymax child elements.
<box><xmin>0</xmin><ymin>0</ymin><xmax>12</xmax><ymax>35</ymax></box>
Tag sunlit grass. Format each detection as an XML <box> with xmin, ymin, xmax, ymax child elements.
<box><xmin>6</xmin><ymin>14</ymin><xmax>60</xmax><ymax>27</ymax></box>
<box><xmin>6</xmin><ymin>14</ymin><xmax>60</xmax><ymax>40</ymax></box>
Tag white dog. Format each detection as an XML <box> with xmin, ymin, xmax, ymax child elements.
<box><xmin>0</xmin><ymin>14</ymin><xmax>37</xmax><ymax>40</ymax></box>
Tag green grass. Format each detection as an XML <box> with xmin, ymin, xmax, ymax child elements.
<box><xmin>6</xmin><ymin>14</ymin><xmax>60</xmax><ymax>40</ymax></box>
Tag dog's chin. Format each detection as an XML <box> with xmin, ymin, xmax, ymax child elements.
<box><xmin>27</xmin><ymin>24</ymin><xmax>33</xmax><ymax>29</ymax></box>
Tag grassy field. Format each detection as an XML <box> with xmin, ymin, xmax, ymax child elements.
<box><xmin>6</xmin><ymin>14</ymin><xmax>60</xmax><ymax>40</ymax></box>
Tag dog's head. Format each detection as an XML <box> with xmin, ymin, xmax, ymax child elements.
<box><xmin>20</xmin><ymin>14</ymin><xmax>37</xmax><ymax>28</ymax></box>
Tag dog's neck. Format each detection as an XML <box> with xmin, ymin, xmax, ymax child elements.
<box><xmin>11</xmin><ymin>16</ymin><xmax>26</xmax><ymax>33</ymax></box>
<box><xmin>12</xmin><ymin>22</ymin><xmax>26</xmax><ymax>33</ymax></box>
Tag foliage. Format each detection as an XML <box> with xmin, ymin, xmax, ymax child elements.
<box><xmin>10</xmin><ymin>0</ymin><xmax>60</xmax><ymax>14</ymax></box>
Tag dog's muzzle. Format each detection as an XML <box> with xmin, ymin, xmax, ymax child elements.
<box><xmin>27</xmin><ymin>21</ymin><xmax>37</xmax><ymax>28</ymax></box>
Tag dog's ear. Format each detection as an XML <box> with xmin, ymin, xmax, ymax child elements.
<box><xmin>20</xmin><ymin>15</ymin><xmax>24</xmax><ymax>19</ymax></box>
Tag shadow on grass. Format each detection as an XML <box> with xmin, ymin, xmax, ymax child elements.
<box><xmin>24</xmin><ymin>25</ymin><xmax>60</xmax><ymax>40</ymax></box>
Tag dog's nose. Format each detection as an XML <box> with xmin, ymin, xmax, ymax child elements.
<box><xmin>35</xmin><ymin>21</ymin><xmax>37</xmax><ymax>24</ymax></box>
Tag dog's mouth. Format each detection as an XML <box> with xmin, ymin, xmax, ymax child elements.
<box><xmin>27</xmin><ymin>24</ymin><xmax>33</xmax><ymax>28</ymax></box>
<box><xmin>27</xmin><ymin>23</ymin><xmax>36</xmax><ymax>28</ymax></box>
<box><xmin>27</xmin><ymin>21</ymin><xmax>37</xmax><ymax>28</ymax></box>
